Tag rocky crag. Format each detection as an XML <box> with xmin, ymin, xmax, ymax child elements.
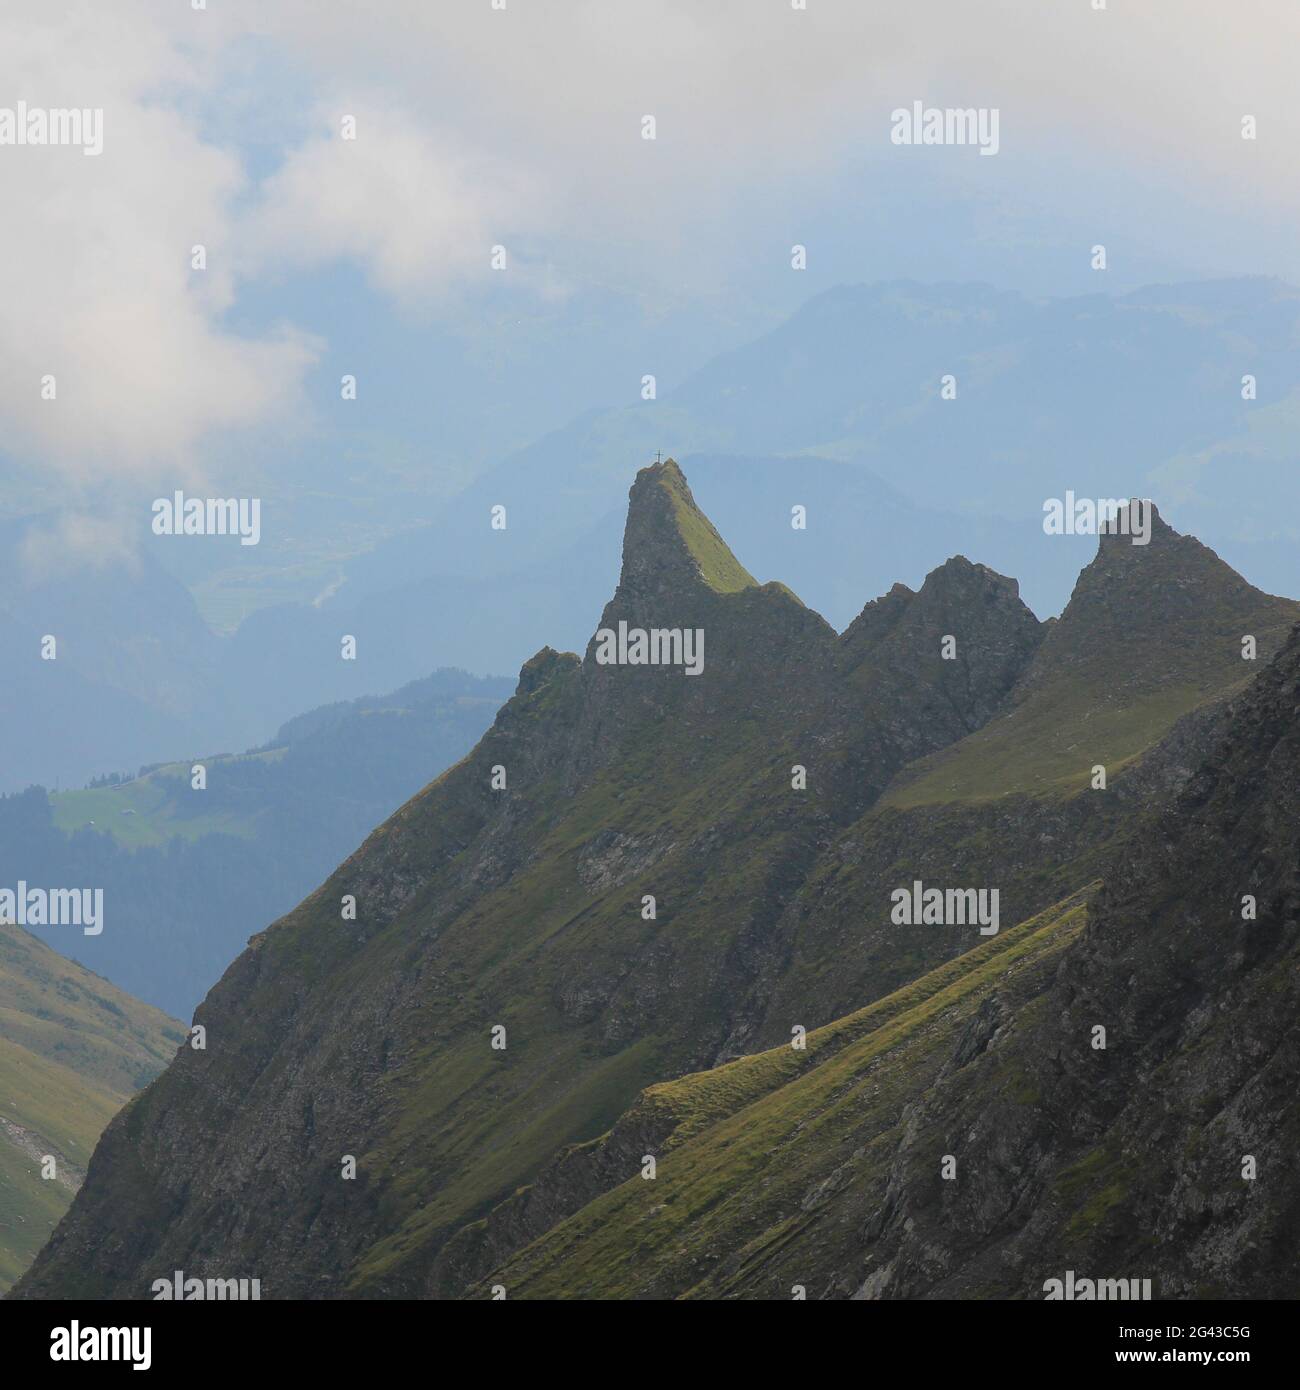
<box><xmin>13</xmin><ymin>461</ymin><xmax>1295</xmax><ymax>1299</ymax></box>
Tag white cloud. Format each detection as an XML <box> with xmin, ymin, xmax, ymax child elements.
<box><xmin>0</xmin><ymin>1</ymin><xmax>318</xmax><ymax>486</ymax></box>
<box><xmin>241</xmin><ymin>107</ymin><xmax>528</xmax><ymax>299</ymax></box>
<box><xmin>6</xmin><ymin>0</ymin><xmax>1300</xmax><ymax>487</ymax></box>
<box><xmin>17</xmin><ymin>510</ymin><xmax>141</xmax><ymax>584</ymax></box>
<box><xmin>220</xmin><ymin>0</ymin><xmax>1300</xmax><ymax>293</ymax></box>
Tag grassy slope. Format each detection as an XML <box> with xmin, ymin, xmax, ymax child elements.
<box><xmin>0</xmin><ymin>927</ymin><xmax>183</xmax><ymax>1290</ymax></box>
<box><xmin>51</xmin><ymin>762</ymin><xmax>271</xmax><ymax>848</ymax></box>
<box><xmin>49</xmin><ymin>684</ymin><xmax>506</xmax><ymax>850</ymax></box>
<box><xmin>884</xmin><ymin>533</ymin><xmax>1300</xmax><ymax>808</ymax></box>
<box><xmin>338</xmin><ymin>466</ymin><xmax>813</xmax><ymax>1285</ymax></box>
<box><xmin>883</xmin><ymin>682</ymin><xmax>1217</xmax><ymax>805</ymax></box>
<box><xmin>663</xmin><ymin>472</ymin><xmax>758</xmax><ymax>594</ymax></box>
<box><xmin>477</xmin><ymin>890</ymin><xmax>1091</xmax><ymax>1298</ymax></box>
<box><xmin>343</xmin><ymin>653</ymin><xmax>823</xmax><ymax>1290</ymax></box>
<box><xmin>463</xmin><ymin>529</ymin><xmax>1299</xmax><ymax>1298</ymax></box>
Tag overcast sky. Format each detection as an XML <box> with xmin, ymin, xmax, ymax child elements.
<box><xmin>2</xmin><ymin>0</ymin><xmax>1296</xmax><ymax>495</ymax></box>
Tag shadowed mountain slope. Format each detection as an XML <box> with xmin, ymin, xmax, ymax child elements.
<box><xmin>473</xmin><ymin>619</ymin><xmax>1300</xmax><ymax>1299</ymax></box>
<box><xmin>886</xmin><ymin>504</ymin><xmax>1299</xmax><ymax>806</ymax></box>
<box><xmin>742</xmin><ymin>503</ymin><xmax>1300</xmax><ymax>1038</ymax></box>
<box><xmin>11</xmin><ymin>460</ymin><xmax>1295</xmax><ymax>1300</ymax></box>
<box><xmin>9</xmin><ymin>461</ymin><xmax>1043</xmax><ymax>1299</ymax></box>
<box><xmin>461</xmin><ymin>890</ymin><xmax>1094</xmax><ymax>1299</ymax></box>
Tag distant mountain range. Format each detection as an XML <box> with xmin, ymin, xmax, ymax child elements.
<box><xmin>8</xmin><ymin>277</ymin><xmax>1300</xmax><ymax>796</ymax></box>
<box><xmin>14</xmin><ymin>458</ymin><xmax>1297</xmax><ymax>1300</ymax></box>
<box><xmin>2</xmin><ymin>669</ymin><xmax>512</xmax><ymax>1016</ymax></box>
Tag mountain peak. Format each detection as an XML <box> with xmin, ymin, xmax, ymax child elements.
<box><xmin>841</xmin><ymin>555</ymin><xmax>1036</xmax><ymax>665</ymax></box>
<box><xmin>1024</xmin><ymin>502</ymin><xmax>1296</xmax><ymax>700</ymax></box>
<box><xmin>516</xmin><ymin>646</ymin><xmax>580</xmax><ymax>698</ymax></box>
<box><xmin>1094</xmin><ymin>497</ymin><xmax>1172</xmax><ymax>553</ymax></box>
<box><xmin>918</xmin><ymin>553</ymin><xmax>1022</xmax><ymax>601</ymax></box>
<box><xmin>616</xmin><ymin>458</ymin><xmax>757</xmax><ymax>602</ymax></box>
<box><xmin>886</xmin><ymin>505</ymin><xmax>1300</xmax><ymax>807</ymax></box>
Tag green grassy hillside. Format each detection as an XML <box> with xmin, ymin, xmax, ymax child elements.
<box><xmin>885</xmin><ymin>512</ymin><xmax>1299</xmax><ymax>807</ymax></box>
<box><xmin>52</xmin><ymin>763</ymin><xmax>269</xmax><ymax>848</ymax></box>
<box><xmin>480</xmin><ymin>622</ymin><xmax>1300</xmax><ymax>1300</ymax></box>
<box><xmin>0</xmin><ymin>927</ymin><xmax>183</xmax><ymax>1290</ymax></box>
<box><xmin>474</xmin><ymin>890</ymin><xmax>1091</xmax><ymax>1298</ymax></box>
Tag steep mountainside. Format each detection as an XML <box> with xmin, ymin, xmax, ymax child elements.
<box><xmin>459</xmin><ymin>889</ymin><xmax>1096</xmax><ymax>1298</ymax></box>
<box><xmin>744</xmin><ymin>507</ymin><xmax>1298</xmax><ymax>1039</ymax></box>
<box><xmin>11</xmin><ymin>459</ymin><xmax>1295</xmax><ymax>1300</ymax></box>
<box><xmin>888</xmin><ymin>505</ymin><xmax>1298</xmax><ymax>805</ymax></box>
<box><xmin>0</xmin><ymin>927</ymin><xmax>183</xmax><ymax>1291</ymax></box>
<box><xmin>473</xmin><ymin>620</ymin><xmax>1300</xmax><ymax>1299</ymax></box>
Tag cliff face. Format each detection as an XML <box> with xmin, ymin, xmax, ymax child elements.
<box><xmin>12</xmin><ymin>460</ymin><xmax>1295</xmax><ymax>1301</ymax></box>
<box><xmin>467</xmin><ymin>627</ymin><xmax>1300</xmax><ymax>1300</ymax></box>
<box><xmin>698</xmin><ymin>497</ymin><xmax>1298</xmax><ymax>1055</ymax></box>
